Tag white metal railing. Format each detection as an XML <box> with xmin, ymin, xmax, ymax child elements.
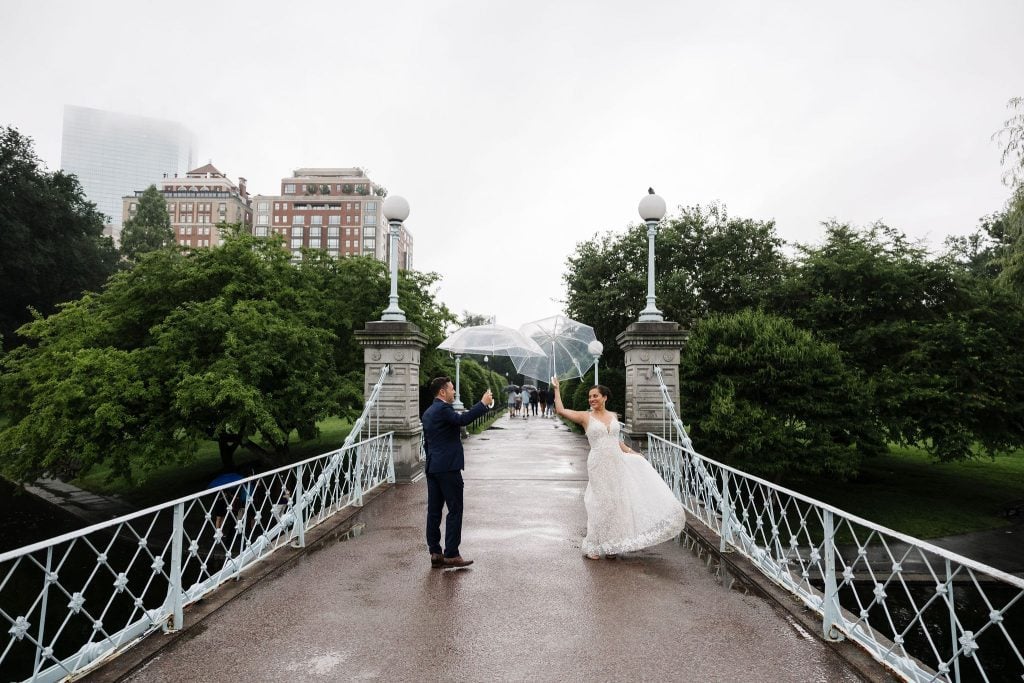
<box><xmin>0</xmin><ymin>366</ymin><xmax>395</xmax><ymax>683</ymax></box>
<box><xmin>648</xmin><ymin>366</ymin><xmax>1024</xmax><ymax>683</ymax></box>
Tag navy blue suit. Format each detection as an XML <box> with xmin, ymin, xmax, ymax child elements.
<box><xmin>421</xmin><ymin>398</ymin><xmax>489</xmax><ymax>557</ymax></box>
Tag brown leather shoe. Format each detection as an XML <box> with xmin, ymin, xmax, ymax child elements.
<box><xmin>430</xmin><ymin>553</ymin><xmax>444</xmax><ymax>568</ymax></box>
<box><xmin>443</xmin><ymin>555</ymin><xmax>474</xmax><ymax>568</ymax></box>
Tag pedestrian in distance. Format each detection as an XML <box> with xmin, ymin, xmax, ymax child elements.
<box><xmin>521</xmin><ymin>384</ymin><xmax>531</xmax><ymax>419</ymax></box>
<box><xmin>421</xmin><ymin>376</ymin><xmax>494</xmax><ymax>569</ymax></box>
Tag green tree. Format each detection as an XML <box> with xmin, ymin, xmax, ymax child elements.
<box><xmin>0</xmin><ymin>126</ymin><xmax>119</xmax><ymax>348</ymax></box>
<box><xmin>564</xmin><ymin>203</ymin><xmax>789</xmax><ymax>367</ymax></box>
<box><xmin>992</xmin><ymin>95</ymin><xmax>1024</xmax><ymax>295</ymax></box>
<box><xmin>776</xmin><ymin>222</ymin><xmax>1024</xmax><ymax>461</ymax></box>
<box><xmin>458</xmin><ymin>311</ymin><xmax>493</xmax><ymax>327</ymax></box>
<box><xmin>119</xmin><ymin>184</ymin><xmax>173</xmax><ymax>262</ymax></box>
<box><xmin>0</xmin><ymin>231</ymin><xmax>456</xmax><ymax>482</ymax></box>
<box><xmin>680</xmin><ymin>309</ymin><xmax>881</xmax><ymax>480</ymax></box>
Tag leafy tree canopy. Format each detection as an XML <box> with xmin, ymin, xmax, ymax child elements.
<box><xmin>564</xmin><ymin>203</ymin><xmax>789</xmax><ymax>367</ymax></box>
<box><xmin>680</xmin><ymin>309</ymin><xmax>881</xmax><ymax>480</ymax></box>
<box><xmin>777</xmin><ymin>222</ymin><xmax>1024</xmax><ymax>461</ymax></box>
<box><xmin>0</xmin><ymin>126</ymin><xmax>119</xmax><ymax>348</ymax></box>
<box><xmin>0</xmin><ymin>231</ymin><xmax>455</xmax><ymax>483</ymax></box>
<box><xmin>119</xmin><ymin>184</ymin><xmax>172</xmax><ymax>262</ymax></box>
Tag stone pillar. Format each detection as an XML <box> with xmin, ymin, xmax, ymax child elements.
<box><xmin>355</xmin><ymin>321</ymin><xmax>428</xmax><ymax>483</ymax></box>
<box><xmin>616</xmin><ymin>321</ymin><xmax>688</xmax><ymax>448</ymax></box>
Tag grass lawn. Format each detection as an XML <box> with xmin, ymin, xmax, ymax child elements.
<box><xmin>786</xmin><ymin>445</ymin><xmax>1024</xmax><ymax>539</ymax></box>
<box><xmin>73</xmin><ymin>418</ymin><xmax>353</xmax><ymax>508</ymax></box>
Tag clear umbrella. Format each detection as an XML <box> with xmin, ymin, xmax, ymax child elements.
<box><xmin>438</xmin><ymin>324</ymin><xmax>547</xmax><ymax>409</ymax></box>
<box><xmin>518</xmin><ymin>315</ymin><xmax>599</xmax><ymax>382</ymax></box>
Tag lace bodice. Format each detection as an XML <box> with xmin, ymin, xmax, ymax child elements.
<box><xmin>585</xmin><ymin>413</ymin><xmax>621</xmax><ymax>452</ymax></box>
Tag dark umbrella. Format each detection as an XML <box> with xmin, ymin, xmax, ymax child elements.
<box><xmin>521</xmin><ymin>384</ymin><xmax>538</xmax><ymax>392</ymax></box>
<box><xmin>503</xmin><ymin>385</ymin><xmax>521</xmax><ymax>393</ymax></box>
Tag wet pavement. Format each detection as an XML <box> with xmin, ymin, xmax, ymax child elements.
<box><xmin>116</xmin><ymin>414</ymin><xmax>877</xmax><ymax>682</ymax></box>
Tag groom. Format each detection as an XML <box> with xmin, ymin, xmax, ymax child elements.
<box><xmin>421</xmin><ymin>376</ymin><xmax>493</xmax><ymax>568</ymax></box>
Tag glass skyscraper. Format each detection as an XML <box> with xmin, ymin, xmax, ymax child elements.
<box><xmin>60</xmin><ymin>105</ymin><xmax>195</xmax><ymax>234</ymax></box>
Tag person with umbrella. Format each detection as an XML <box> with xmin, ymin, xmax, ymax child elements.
<box><xmin>551</xmin><ymin>376</ymin><xmax>686</xmax><ymax>560</ymax></box>
<box><xmin>505</xmin><ymin>384</ymin><xmax>518</xmax><ymax>418</ymax></box>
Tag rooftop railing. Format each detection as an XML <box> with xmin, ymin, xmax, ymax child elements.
<box><xmin>648</xmin><ymin>366</ymin><xmax>1024</xmax><ymax>682</ymax></box>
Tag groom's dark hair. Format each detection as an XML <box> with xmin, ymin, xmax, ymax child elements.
<box><xmin>429</xmin><ymin>376</ymin><xmax>452</xmax><ymax>397</ymax></box>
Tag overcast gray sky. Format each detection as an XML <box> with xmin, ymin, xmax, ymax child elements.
<box><xmin>3</xmin><ymin>0</ymin><xmax>1022</xmax><ymax>332</ymax></box>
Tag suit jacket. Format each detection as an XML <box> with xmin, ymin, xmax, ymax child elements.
<box><xmin>421</xmin><ymin>398</ymin><xmax>489</xmax><ymax>473</ymax></box>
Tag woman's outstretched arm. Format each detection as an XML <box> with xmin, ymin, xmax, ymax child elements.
<box><xmin>551</xmin><ymin>376</ymin><xmax>589</xmax><ymax>428</ymax></box>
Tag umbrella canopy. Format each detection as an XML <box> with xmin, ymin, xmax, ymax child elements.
<box><xmin>438</xmin><ymin>323</ymin><xmax>547</xmax><ymax>370</ymax></box>
<box><xmin>521</xmin><ymin>384</ymin><xmax>538</xmax><ymax>392</ymax></box>
<box><xmin>518</xmin><ymin>315</ymin><xmax>599</xmax><ymax>381</ymax></box>
<box><xmin>502</xmin><ymin>385</ymin><xmax>521</xmax><ymax>393</ymax></box>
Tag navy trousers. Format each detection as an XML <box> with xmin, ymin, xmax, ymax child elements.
<box><xmin>425</xmin><ymin>470</ymin><xmax>464</xmax><ymax>558</ymax></box>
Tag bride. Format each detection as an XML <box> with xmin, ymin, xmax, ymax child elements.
<box><xmin>552</xmin><ymin>377</ymin><xmax>687</xmax><ymax>560</ymax></box>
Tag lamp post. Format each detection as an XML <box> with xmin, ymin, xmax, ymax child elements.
<box><xmin>380</xmin><ymin>195</ymin><xmax>410</xmax><ymax>321</ymax></box>
<box><xmin>588</xmin><ymin>340</ymin><xmax>604</xmax><ymax>385</ymax></box>
<box><xmin>637</xmin><ymin>190</ymin><xmax>667</xmax><ymax>322</ymax></box>
<box><xmin>453</xmin><ymin>354</ymin><xmax>465</xmax><ymax>410</ymax></box>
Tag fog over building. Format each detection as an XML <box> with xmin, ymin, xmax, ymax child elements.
<box><xmin>61</xmin><ymin>105</ymin><xmax>195</xmax><ymax>241</ymax></box>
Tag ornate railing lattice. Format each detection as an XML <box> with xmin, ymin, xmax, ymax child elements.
<box><xmin>647</xmin><ymin>365</ymin><xmax>1024</xmax><ymax>683</ymax></box>
<box><xmin>0</xmin><ymin>366</ymin><xmax>395</xmax><ymax>683</ymax></box>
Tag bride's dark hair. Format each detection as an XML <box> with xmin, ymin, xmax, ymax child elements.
<box><xmin>589</xmin><ymin>385</ymin><xmax>611</xmax><ymax>400</ymax></box>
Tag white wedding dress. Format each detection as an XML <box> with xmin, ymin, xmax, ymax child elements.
<box><xmin>581</xmin><ymin>415</ymin><xmax>687</xmax><ymax>556</ymax></box>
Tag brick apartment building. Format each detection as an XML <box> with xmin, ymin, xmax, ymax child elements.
<box><xmin>251</xmin><ymin>168</ymin><xmax>413</xmax><ymax>268</ymax></box>
<box><xmin>122</xmin><ymin>164</ymin><xmax>251</xmax><ymax>248</ymax></box>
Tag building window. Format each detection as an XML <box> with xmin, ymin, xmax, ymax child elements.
<box><xmin>311</xmin><ymin>215</ymin><xmax>322</xmax><ymax>225</ymax></box>
<box><xmin>274</xmin><ymin>202</ymin><xmax>280</xmax><ymax>210</ymax></box>
<box><xmin>130</xmin><ymin>203</ymin><xmax>138</xmax><ymax>211</ymax></box>
<box><xmin>309</xmin><ymin>237</ymin><xmax>321</xmax><ymax>249</ymax></box>
<box><xmin>352</xmin><ymin>202</ymin><xmax>361</xmax><ymax>211</ymax></box>
<box><xmin>255</xmin><ymin>226</ymin><xmax>268</xmax><ymax>237</ymax></box>
<box><xmin>290</xmin><ymin>238</ymin><xmax>302</xmax><ymax>249</ymax></box>
<box><xmin>284</xmin><ymin>184</ymin><xmax>296</xmax><ymax>194</ymax></box>
<box><xmin>364</xmin><ymin>215</ymin><xmax>376</xmax><ymax>226</ymax></box>
<box><xmin>328</xmin><ymin>215</ymin><xmax>341</xmax><ymax>225</ymax></box>
<box><xmin>363</xmin><ymin>226</ymin><xmax>376</xmax><ymax>237</ymax></box>
<box><xmin>328</xmin><ymin>238</ymin><xmax>339</xmax><ymax>249</ymax></box>
<box><xmin>346</xmin><ymin>203</ymin><xmax>352</xmax><ymax>210</ymax></box>
<box><xmin>292</xmin><ymin>215</ymin><xmax>304</xmax><ymax>225</ymax></box>
<box><xmin>292</xmin><ymin>250</ymin><xmax>302</xmax><ymax>260</ymax></box>
<box><xmin>365</xmin><ymin>201</ymin><xmax>376</xmax><ymax>212</ymax></box>
<box><xmin>328</xmin><ymin>227</ymin><xmax>339</xmax><ymax>237</ymax></box>
<box><xmin>345</xmin><ymin>240</ymin><xmax>351</xmax><ymax>249</ymax></box>
<box><xmin>346</xmin><ymin>216</ymin><xmax>352</xmax><ymax>224</ymax></box>
<box><xmin>354</xmin><ymin>215</ymin><xmax>360</xmax><ymax>224</ymax></box>
<box><xmin>291</xmin><ymin>226</ymin><xmax>303</xmax><ymax>237</ymax></box>
<box><xmin>328</xmin><ymin>250</ymin><xmax>339</xmax><ymax>257</ymax></box>
<box><xmin>257</xmin><ymin>215</ymin><xmax>269</xmax><ymax>225</ymax></box>
<box><xmin>274</xmin><ymin>215</ymin><xmax>280</xmax><ymax>223</ymax></box>
<box><xmin>363</xmin><ymin>239</ymin><xmax>375</xmax><ymax>250</ymax></box>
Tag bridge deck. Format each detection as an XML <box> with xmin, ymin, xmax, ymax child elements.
<box><xmin>110</xmin><ymin>414</ymin><xmax>878</xmax><ymax>682</ymax></box>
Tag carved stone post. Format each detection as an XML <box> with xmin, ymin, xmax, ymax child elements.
<box><xmin>355</xmin><ymin>320</ymin><xmax>428</xmax><ymax>483</ymax></box>
<box><xmin>616</xmin><ymin>321</ymin><xmax>688</xmax><ymax>449</ymax></box>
